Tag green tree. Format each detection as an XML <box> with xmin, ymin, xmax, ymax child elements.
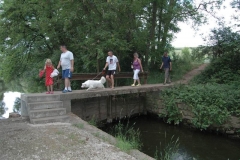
<box><xmin>13</xmin><ymin>97</ymin><xmax>21</xmax><ymax>113</ymax></box>
<box><xmin>0</xmin><ymin>0</ymin><xmax>224</xmax><ymax>93</ymax></box>
<box><xmin>0</xmin><ymin>101</ymin><xmax>6</xmax><ymax>117</ymax></box>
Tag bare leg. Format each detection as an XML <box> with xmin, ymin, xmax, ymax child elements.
<box><xmin>133</xmin><ymin>79</ymin><xmax>136</xmax><ymax>85</ymax></box>
<box><xmin>106</xmin><ymin>75</ymin><xmax>112</xmax><ymax>87</ymax></box>
<box><xmin>137</xmin><ymin>79</ymin><xmax>141</xmax><ymax>85</ymax></box>
<box><xmin>65</xmin><ymin>78</ymin><xmax>70</xmax><ymax>88</ymax></box>
<box><xmin>50</xmin><ymin>85</ymin><xmax>53</xmax><ymax>92</ymax></box>
<box><xmin>111</xmin><ymin>75</ymin><xmax>114</xmax><ymax>88</ymax></box>
<box><xmin>47</xmin><ymin>86</ymin><xmax>50</xmax><ymax>92</ymax></box>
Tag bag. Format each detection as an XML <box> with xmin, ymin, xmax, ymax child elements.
<box><xmin>39</xmin><ymin>70</ymin><xmax>44</xmax><ymax>78</ymax></box>
<box><xmin>50</xmin><ymin>69</ymin><xmax>59</xmax><ymax>78</ymax></box>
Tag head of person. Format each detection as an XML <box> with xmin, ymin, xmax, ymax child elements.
<box><xmin>45</xmin><ymin>59</ymin><xmax>52</xmax><ymax>66</ymax></box>
<box><xmin>60</xmin><ymin>45</ymin><xmax>67</xmax><ymax>53</ymax></box>
<box><xmin>164</xmin><ymin>52</ymin><xmax>168</xmax><ymax>57</ymax></box>
<box><xmin>133</xmin><ymin>52</ymin><xmax>139</xmax><ymax>59</ymax></box>
<box><xmin>108</xmin><ymin>51</ymin><xmax>113</xmax><ymax>57</ymax></box>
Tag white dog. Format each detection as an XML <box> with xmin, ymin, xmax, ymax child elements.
<box><xmin>81</xmin><ymin>76</ymin><xmax>106</xmax><ymax>91</ymax></box>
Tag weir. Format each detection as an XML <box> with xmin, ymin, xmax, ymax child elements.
<box><xmin>21</xmin><ymin>84</ymin><xmax>170</xmax><ymax>124</ymax></box>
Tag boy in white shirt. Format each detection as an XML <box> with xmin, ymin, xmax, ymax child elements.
<box><xmin>57</xmin><ymin>45</ymin><xmax>74</xmax><ymax>93</ymax></box>
<box><xmin>103</xmin><ymin>51</ymin><xmax>121</xmax><ymax>89</ymax></box>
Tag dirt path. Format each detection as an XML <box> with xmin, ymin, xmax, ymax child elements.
<box><xmin>175</xmin><ymin>63</ymin><xmax>208</xmax><ymax>84</ymax></box>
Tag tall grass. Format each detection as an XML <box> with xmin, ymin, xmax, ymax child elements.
<box><xmin>154</xmin><ymin>134</ymin><xmax>180</xmax><ymax>160</ymax></box>
<box><xmin>113</xmin><ymin>122</ymin><xmax>142</xmax><ymax>152</ymax></box>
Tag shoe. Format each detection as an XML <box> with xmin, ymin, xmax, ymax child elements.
<box><xmin>50</xmin><ymin>91</ymin><xmax>54</xmax><ymax>94</ymax></box>
<box><xmin>136</xmin><ymin>84</ymin><xmax>141</xmax><ymax>86</ymax></box>
<box><xmin>46</xmin><ymin>91</ymin><xmax>50</xmax><ymax>94</ymax></box>
<box><xmin>68</xmin><ymin>90</ymin><xmax>72</xmax><ymax>92</ymax></box>
<box><xmin>131</xmin><ymin>84</ymin><xmax>135</xmax><ymax>87</ymax></box>
<box><xmin>163</xmin><ymin>82</ymin><xmax>166</xmax><ymax>85</ymax></box>
<box><xmin>167</xmin><ymin>81</ymin><xmax>171</xmax><ymax>84</ymax></box>
<box><xmin>62</xmin><ymin>90</ymin><xmax>68</xmax><ymax>93</ymax></box>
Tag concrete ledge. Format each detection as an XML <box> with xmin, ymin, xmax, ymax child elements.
<box><xmin>23</xmin><ymin>84</ymin><xmax>169</xmax><ymax>101</ymax></box>
<box><xmin>69</xmin><ymin>113</ymin><xmax>155</xmax><ymax>160</ymax></box>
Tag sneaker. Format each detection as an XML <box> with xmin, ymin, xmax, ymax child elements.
<box><xmin>136</xmin><ymin>84</ymin><xmax>141</xmax><ymax>86</ymax></box>
<box><xmin>50</xmin><ymin>91</ymin><xmax>54</xmax><ymax>94</ymax></box>
<box><xmin>62</xmin><ymin>90</ymin><xmax>68</xmax><ymax>93</ymax></box>
<box><xmin>131</xmin><ymin>84</ymin><xmax>135</xmax><ymax>87</ymax></box>
<box><xmin>163</xmin><ymin>82</ymin><xmax>166</xmax><ymax>85</ymax></box>
<box><xmin>68</xmin><ymin>90</ymin><xmax>72</xmax><ymax>92</ymax></box>
<box><xmin>46</xmin><ymin>91</ymin><xmax>50</xmax><ymax>94</ymax></box>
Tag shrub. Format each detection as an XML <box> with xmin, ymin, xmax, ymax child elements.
<box><xmin>161</xmin><ymin>84</ymin><xmax>240</xmax><ymax>130</ymax></box>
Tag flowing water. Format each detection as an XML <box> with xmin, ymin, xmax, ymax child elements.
<box><xmin>101</xmin><ymin>115</ymin><xmax>240</xmax><ymax>160</ymax></box>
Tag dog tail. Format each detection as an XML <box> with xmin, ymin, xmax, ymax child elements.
<box><xmin>100</xmin><ymin>76</ymin><xmax>106</xmax><ymax>84</ymax></box>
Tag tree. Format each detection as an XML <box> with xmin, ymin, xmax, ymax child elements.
<box><xmin>13</xmin><ymin>97</ymin><xmax>21</xmax><ymax>113</ymax></box>
<box><xmin>0</xmin><ymin>101</ymin><xmax>6</xmax><ymax>117</ymax></box>
<box><xmin>0</xmin><ymin>0</ymin><xmax>224</xmax><ymax>92</ymax></box>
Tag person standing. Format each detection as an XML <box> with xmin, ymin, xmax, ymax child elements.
<box><xmin>103</xmin><ymin>51</ymin><xmax>121</xmax><ymax>89</ymax></box>
<box><xmin>57</xmin><ymin>45</ymin><xmax>74</xmax><ymax>93</ymax></box>
<box><xmin>131</xmin><ymin>52</ymin><xmax>144</xmax><ymax>86</ymax></box>
<box><xmin>43</xmin><ymin>59</ymin><xmax>55</xmax><ymax>94</ymax></box>
<box><xmin>160</xmin><ymin>52</ymin><xmax>172</xmax><ymax>85</ymax></box>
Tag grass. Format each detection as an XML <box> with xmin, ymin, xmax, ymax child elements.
<box><xmin>154</xmin><ymin>134</ymin><xmax>180</xmax><ymax>160</ymax></box>
<box><xmin>113</xmin><ymin>122</ymin><xmax>142</xmax><ymax>153</ymax></box>
<box><xmin>73</xmin><ymin>123</ymin><xmax>84</xmax><ymax>129</ymax></box>
<box><xmin>88</xmin><ymin>116</ymin><xmax>97</xmax><ymax>126</ymax></box>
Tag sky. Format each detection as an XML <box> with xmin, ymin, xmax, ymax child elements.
<box><xmin>2</xmin><ymin>92</ymin><xmax>21</xmax><ymax>118</ymax></box>
<box><xmin>172</xmin><ymin>0</ymin><xmax>237</xmax><ymax>48</ymax></box>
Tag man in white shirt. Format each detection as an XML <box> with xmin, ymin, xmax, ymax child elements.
<box><xmin>57</xmin><ymin>45</ymin><xmax>74</xmax><ymax>93</ymax></box>
<box><xmin>103</xmin><ymin>51</ymin><xmax>121</xmax><ymax>89</ymax></box>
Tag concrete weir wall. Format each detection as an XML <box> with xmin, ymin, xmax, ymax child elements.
<box><xmin>21</xmin><ymin>84</ymin><xmax>167</xmax><ymax>123</ymax></box>
<box><xmin>146</xmin><ymin>91</ymin><xmax>240</xmax><ymax>137</ymax></box>
<box><xmin>71</xmin><ymin>93</ymin><xmax>146</xmax><ymax>122</ymax></box>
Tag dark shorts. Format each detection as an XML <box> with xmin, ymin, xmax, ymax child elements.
<box><xmin>106</xmin><ymin>70</ymin><xmax>116</xmax><ymax>76</ymax></box>
<box><xmin>62</xmin><ymin>69</ymin><xmax>72</xmax><ymax>79</ymax></box>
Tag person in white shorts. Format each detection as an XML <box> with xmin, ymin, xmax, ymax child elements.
<box><xmin>131</xmin><ymin>52</ymin><xmax>144</xmax><ymax>86</ymax></box>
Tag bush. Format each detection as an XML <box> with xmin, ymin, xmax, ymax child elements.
<box><xmin>161</xmin><ymin>84</ymin><xmax>240</xmax><ymax>130</ymax></box>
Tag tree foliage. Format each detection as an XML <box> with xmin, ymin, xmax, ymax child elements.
<box><xmin>192</xmin><ymin>27</ymin><xmax>240</xmax><ymax>84</ymax></box>
<box><xmin>0</xmin><ymin>0</ymin><xmax>224</xmax><ymax>92</ymax></box>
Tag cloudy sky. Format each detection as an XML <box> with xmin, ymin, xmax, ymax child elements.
<box><xmin>172</xmin><ymin>0</ymin><xmax>237</xmax><ymax>48</ymax></box>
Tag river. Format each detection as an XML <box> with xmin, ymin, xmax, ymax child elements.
<box><xmin>101</xmin><ymin>115</ymin><xmax>240</xmax><ymax>160</ymax></box>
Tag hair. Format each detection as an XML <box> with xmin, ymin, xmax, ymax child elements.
<box><xmin>108</xmin><ymin>50</ymin><xmax>113</xmax><ymax>54</ymax></box>
<box><xmin>60</xmin><ymin>44</ymin><xmax>67</xmax><ymax>49</ymax></box>
<box><xmin>133</xmin><ymin>52</ymin><xmax>139</xmax><ymax>57</ymax></box>
<box><xmin>45</xmin><ymin>59</ymin><xmax>52</xmax><ymax>65</ymax></box>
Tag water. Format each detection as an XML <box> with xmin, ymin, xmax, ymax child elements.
<box><xmin>0</xmin><ymin>92</ymin><xmax>21</xmax><ymax>118</ymax></box>
<box><xmin>101</xmin><ymin>115</ymin><xmax>240</xmax><ymax>160</ymax></box>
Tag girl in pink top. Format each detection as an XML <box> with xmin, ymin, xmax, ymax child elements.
<box><xmin>131</xmin><ymin>52</ymin><xmax>144</xmax><ymax>86</ymax></box>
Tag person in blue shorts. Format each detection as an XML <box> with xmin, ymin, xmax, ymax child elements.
<box><xmin>57</xmin><ymin>45</ymin><xmax>74</xmax><ymax>93</ymax></box>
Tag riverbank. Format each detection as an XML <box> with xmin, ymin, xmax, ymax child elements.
<box><xmin>0</xmin><ymin>113</ymin><xmax>153</xmax><ymax>160</ymax></box>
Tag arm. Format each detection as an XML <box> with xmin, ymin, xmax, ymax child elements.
<box><xmin>43</xmin><ymin>65</ymin><xmax>46</xmax><ymax>71</ymax></box>
<box><xmin>103</xmin><ymin>62</ymin><xmax>108</xmax><ymax>70</ymax></box>
<box><xmin>117</xmin><ymin>62</ymin><xmax>121</xmax><ymax>72</ymax></box>
<box><xmin>160</xmin><ymin>62</ymin><xmax>163</xmax><ymax>69</ymax></box>
<box><xmin>138</xmin><ymin>59</ymin><xmax>143</xmax><ymax>72</ymax></box>
<box><xmin>57</xmin><ymin>61</ymin><xmax>61</xmax><ymax>69</ymax></box>
<box><xmin>70</xmin><ymin>60</ymin><xmax>74</xmax><ymax>72</ymax></box>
